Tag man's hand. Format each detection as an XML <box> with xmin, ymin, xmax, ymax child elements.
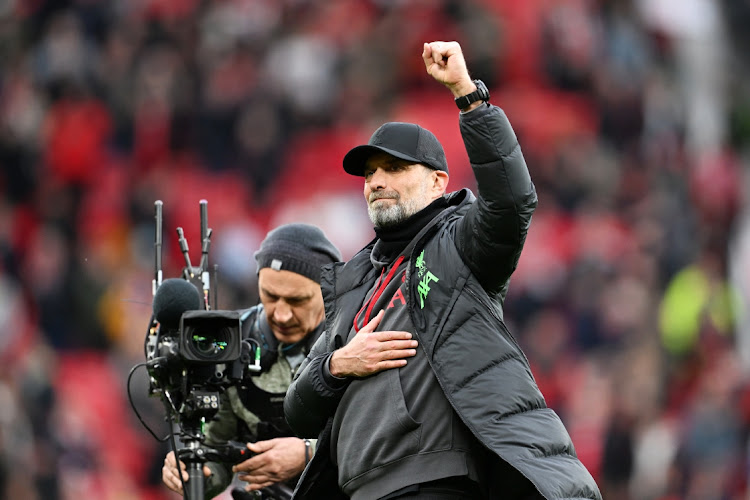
<box><xmin>162</xmin><ymin>450</ymin><xmax>211</xmax><ymax>495</ymax></box>
<box><xmin>233</xmin><ymin>437</ymin><xmax>306</xmax><ymax>492</ymax></box>
<box><xmin>422</xmin><ymin>41</ymin><xmax>476</xmax><ymax>100</ymax></box>
<box><xmin>329</xmin><ymin>310</ymin><xmax>418</xmax><ymax>378</ymax></box>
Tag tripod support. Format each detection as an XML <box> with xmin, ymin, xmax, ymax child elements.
<box><xmin>176</xmin><ymin>421</ymin><xmax>253</xmax><ymax>500</ymax></box>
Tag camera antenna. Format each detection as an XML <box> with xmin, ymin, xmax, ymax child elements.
<box><xmin>153</xmin><ymin>200</ymin><xmax>164</xmax><ymax>296</ymax></box>
<box><xmin>198</xmin><ymin>200</ymin><xmax>213</xmax><ymax>273</ymax></box>
<box><xmin>200</xmin><ymin>200</ymin><xmax>208</xmax><ymax>248</ymax></box>
<box><xmin>176</xmin><ymin>227</ymin><xmax>193</xmax><ymax>279</ymax></box>
<box><xmin>198</xmin><ymin>200</ymin><xmax>213</xmax><ymax>309</ymax></box>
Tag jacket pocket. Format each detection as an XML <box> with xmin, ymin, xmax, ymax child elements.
<box><xmin>331</xmin><ymin>369</ymin><xmax>421</xmax><ymax>483</ymax></box>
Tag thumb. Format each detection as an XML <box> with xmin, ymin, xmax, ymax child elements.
<box><xmin>422</xmin><ymin>42</ymin><xmax>432</xmax><ymax>66</ymax></box>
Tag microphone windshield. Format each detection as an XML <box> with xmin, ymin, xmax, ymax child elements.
<box><xmin>153</xmin><ymin>278</ymin><xmax>202</xmax><ymax>329</ymax></box>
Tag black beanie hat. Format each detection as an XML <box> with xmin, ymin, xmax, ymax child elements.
<box><xmin>253</xmin><ymin>223</ymin><xmax>342</xmax><ymax>283</ymax></box>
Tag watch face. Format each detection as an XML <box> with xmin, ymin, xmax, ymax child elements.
<box><xmin>476</xmin><ymin>80</ymin><xmax>489</xmax><ymax>99</ymax></box>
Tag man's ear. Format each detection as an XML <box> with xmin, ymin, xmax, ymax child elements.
<box><xmin>432</xmin><ymin>170</ymin><xmax>449</xmax><ymax>195</ymax></box>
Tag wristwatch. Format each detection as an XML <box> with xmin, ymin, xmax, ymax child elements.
<box><xmin>454</xmin><ymin>79</ymin><xmax>490</xmax><ymax>110</ymax></box>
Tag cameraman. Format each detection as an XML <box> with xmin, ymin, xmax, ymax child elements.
<box><xmin>162</xmin><ymin>223</ymin><xmax>342</xmax><ymax>499</ymax></box>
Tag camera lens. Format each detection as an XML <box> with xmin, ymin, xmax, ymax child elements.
<box><xmin>179</xmin><ymin>310</ymin><xmax>240</xmax><ymax>364</ymax></box>
<box><xmin>189</xmin><ymin>328</ymin><xmax>230</xmax><ymax>360</ymax></box>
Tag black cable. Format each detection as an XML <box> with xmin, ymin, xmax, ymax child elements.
<box><xmin>163</xmin><ymin>402</ymin><xmax>192</xmax><ymax>500</ymax></box>
<box><xmin>127</xmin><ymin>363</ymin><xmax>168</xmax><ymax>442</ymax></box>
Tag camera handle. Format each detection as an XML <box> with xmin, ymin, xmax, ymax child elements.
<box><xmin>176</xmin><ymin>433</ymin><xmax>209</xmax><ymax>500</ymax></box>
<box><xmin>186</xmin><ymin>459</ymin><xmax>205</xmax><ymax>500</ymax></box>
<box><xmin>177</xmin><ymin>430</ymin><xmax>255</xmax><ymax>500</ymax></box>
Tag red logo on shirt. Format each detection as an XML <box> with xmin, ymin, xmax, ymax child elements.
<box><xmin>388</xmin><ymin>287</ymin><xmax>406</xmax><ymax>309</ymax></box>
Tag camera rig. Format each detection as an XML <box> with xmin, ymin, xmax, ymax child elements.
<box><xmin>135</xmin><ymin>199</ymin><xmax>265</xmax><ymax>500</ymax></box>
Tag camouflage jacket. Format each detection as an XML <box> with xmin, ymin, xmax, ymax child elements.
<box><xmin>203</xmin><ymin>305</ymin><xmax>322</xmax><ymax>498</ymax></box>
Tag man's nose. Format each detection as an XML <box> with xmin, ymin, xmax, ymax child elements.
<box><xmin>273</xmin><ymin>301</ymin><xmax>293</xmax><ymax>323</ymax></box>
<box><xmin>368</xmin><ymin>168</ymin><xmax>387</xmax><ymax>190</ymax></box>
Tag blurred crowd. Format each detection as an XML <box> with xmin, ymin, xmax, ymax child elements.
<box><xmin>1</xmin><ymin>0</ymin><xmax>750</xmax><ymax>499</ymax></box>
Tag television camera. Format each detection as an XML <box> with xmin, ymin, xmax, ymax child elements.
<box><xmin>131</xmin><ymin>200</ymin><xmax>284</xmax><ymax>500</ymax></box>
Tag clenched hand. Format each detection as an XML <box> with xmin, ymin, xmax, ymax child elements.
<box><xmin>422</xmin><ymin>41</ymin><xmax>476</xmax><ymax>100</ymax></box>
<box><xmin>233</xmin><ymin>437</ymin><xmax>307</xmax><ymax>492</ymax></box>
<box><xmin>162</xmin><ymin>450</ymin><xmax>211</xmax><ymax>495</ymax></box>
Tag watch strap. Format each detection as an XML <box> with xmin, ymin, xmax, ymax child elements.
<box><xmin>454</xmin><ymin>79</ymin><xmax>489</xmax><ymax>110</ymax></box>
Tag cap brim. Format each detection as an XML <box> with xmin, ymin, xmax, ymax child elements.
<box><xmin>342</xmin><ymin>145</ymin><xmax>423</xmax><ymax>176</ymax></box>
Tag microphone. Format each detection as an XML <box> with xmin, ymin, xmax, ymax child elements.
<box><xmin>153</xmin><ymin>278</ymin><xmax>202</xmax><ymax>330</ymax></box>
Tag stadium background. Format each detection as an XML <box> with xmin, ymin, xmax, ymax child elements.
<box><xmin>1</xmin><ymin>0</ymin><xmax>750</xmax><ymax>499</ymax></box>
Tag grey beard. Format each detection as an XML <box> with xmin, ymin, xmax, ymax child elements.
<box><xmin>368</xmin><ymin>198</ymin><xmax>422</xmax><ymax>228</ymax></box>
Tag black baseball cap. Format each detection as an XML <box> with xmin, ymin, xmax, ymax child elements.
<box><xmin>343</xmin><ymin>122</ymin><xmax>449</xmax><ymax>176</ymax></box>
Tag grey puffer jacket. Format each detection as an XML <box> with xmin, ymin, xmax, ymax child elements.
<box><xmin>285</xmin><ymin>103</ymin><xmax>602</xmax><ymax>500</ymax></box>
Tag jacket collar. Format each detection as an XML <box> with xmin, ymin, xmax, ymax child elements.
<box><xmin>319</xmin><ymin>189</ymin><xmax>475</xmax><ymax>296</ymax></box>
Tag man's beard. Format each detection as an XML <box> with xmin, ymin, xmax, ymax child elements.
<box><xmin>367</xmin><ymin>192</ymin><xmax>424</xmax><ymax>228</ymax></box>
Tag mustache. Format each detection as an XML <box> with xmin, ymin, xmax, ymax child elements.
<box><xmin>270</xmin><ymin>319</ymin><xmax>298</xmax><ymax>330</ymax></box>
<box><xmin>369</xmin><ymin>191</ymin><xmax>399</xmax><ymax>203</ymax></box>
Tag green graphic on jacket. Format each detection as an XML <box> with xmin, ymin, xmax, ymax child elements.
<box><xmin>416</xmin><ymin>250</ymin><xmax>439</xmax><ymax>309</ymax></box>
